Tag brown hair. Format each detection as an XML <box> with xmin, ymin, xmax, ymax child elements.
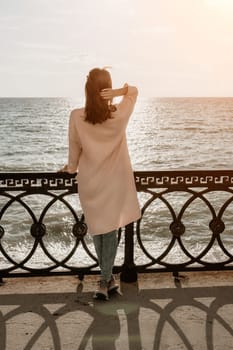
<box><xmin>84</xmin><ymin>68</ymin><xmax>115</xmax><ymax>124</ymax></box>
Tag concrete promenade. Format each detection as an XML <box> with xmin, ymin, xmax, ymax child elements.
<box><xmin>0</xmin><ymin>271</ymin><xmax>233</xmax><ymax>349</ymax></box>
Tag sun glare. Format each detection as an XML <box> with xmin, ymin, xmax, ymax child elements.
<box><xmin>206</xmin><ymin>0</ymin><xmax>233</xmax><ymax>8</ymax></box>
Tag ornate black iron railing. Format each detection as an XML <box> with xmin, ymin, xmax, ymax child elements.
<box><xmin>1</xmin><ymin>170</ymin><xmax>233</xmax><ymax>282</ymax></box>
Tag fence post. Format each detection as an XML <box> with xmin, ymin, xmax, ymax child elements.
<box><xmin>120</xmin><ymin>222</ymin><xmax>138</xmax><ymax>283</ymax></box>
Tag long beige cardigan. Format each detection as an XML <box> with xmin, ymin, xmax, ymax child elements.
<box><xmin>67</xmin><ymin>86</ymin><xmax>141</xmax><ymax>235</ymax></box>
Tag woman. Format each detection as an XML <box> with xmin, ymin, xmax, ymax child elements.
<box><xmin>61</xmin><ymin>68</ymin><xmax>141</xmax><ymax>300</ymax></box>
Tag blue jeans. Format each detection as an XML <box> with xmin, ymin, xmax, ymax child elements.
<box><xmin>93</xmin><ymin>230</ymin><xmax>118</xmax><ymax>282</ymax></box>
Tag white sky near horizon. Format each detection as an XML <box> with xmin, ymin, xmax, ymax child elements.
<box><xmin>0</xmin><ymin>0</ymin><xmax>233</xmax><ymax>97</ymax></box>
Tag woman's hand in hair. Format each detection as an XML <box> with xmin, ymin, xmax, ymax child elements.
<box><xmin>100</xmin><ymin>85</ymin><xmax>128</xmax><ymax>100</ymax></box>
<box><xmin>100</xmin><ymin>88</ymin><xmax>115</xmax><ymax>100</ymax></box>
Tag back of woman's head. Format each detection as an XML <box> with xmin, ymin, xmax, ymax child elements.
<box><xmin>85</xmin><ymin>68</ymin><xmax>114</xmax><ymax>124</ymax></box>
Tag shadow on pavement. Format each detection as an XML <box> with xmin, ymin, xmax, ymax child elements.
<box><xmin>1</xmin><ymin>279</ymin><xmax>233</xmax><ymax>349</ymax></box>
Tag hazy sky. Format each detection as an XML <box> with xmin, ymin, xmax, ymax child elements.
<box><xmin>0</xmin><ymin>0</ymin><xmax>233</xmax><ymax>97</ymax></box>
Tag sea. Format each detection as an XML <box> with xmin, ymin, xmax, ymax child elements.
<box><xmin>1</xmin><ymin>97</ymin><xmax>233</xmax><ymax>269</ymax></box>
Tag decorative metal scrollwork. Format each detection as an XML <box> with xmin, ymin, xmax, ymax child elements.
<box><xmin>209</xmin><ymin>218</ymin><xmax>225</xmax><ymax>236</ymax></box>
<box><xmin>72</xmin><ymin>222</ymin><xmax>88</xmax><ymax>239</ymax></box>
<box><xmin>0</xmin><ymin>226</ymin><xmax>4</xmax><ymax>239</ymax></box>
<box><xmin>1</xmin><ymin>171</ymin><xmax>233</xmax><ymax>279</ymax></box>
<box><xmin>30</xmin><ymin>223</ymin><xmax>46</xmax><ymax>238</ymax></box>
<box><xmin>170</xmin><ymin>220</ymin><xmax>185</xmax><ymax>237</ymax></box>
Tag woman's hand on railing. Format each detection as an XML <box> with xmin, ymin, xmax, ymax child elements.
<box><xmin>57</xmin><ymin>164</ymin><xmax>68</xmax><ymax>173</ymax></box>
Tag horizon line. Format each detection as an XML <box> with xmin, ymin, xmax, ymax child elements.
<box><xmin>0</xmin><ymin>95</ymin><xmax>233</xmax><ymax>99</ymax></box>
